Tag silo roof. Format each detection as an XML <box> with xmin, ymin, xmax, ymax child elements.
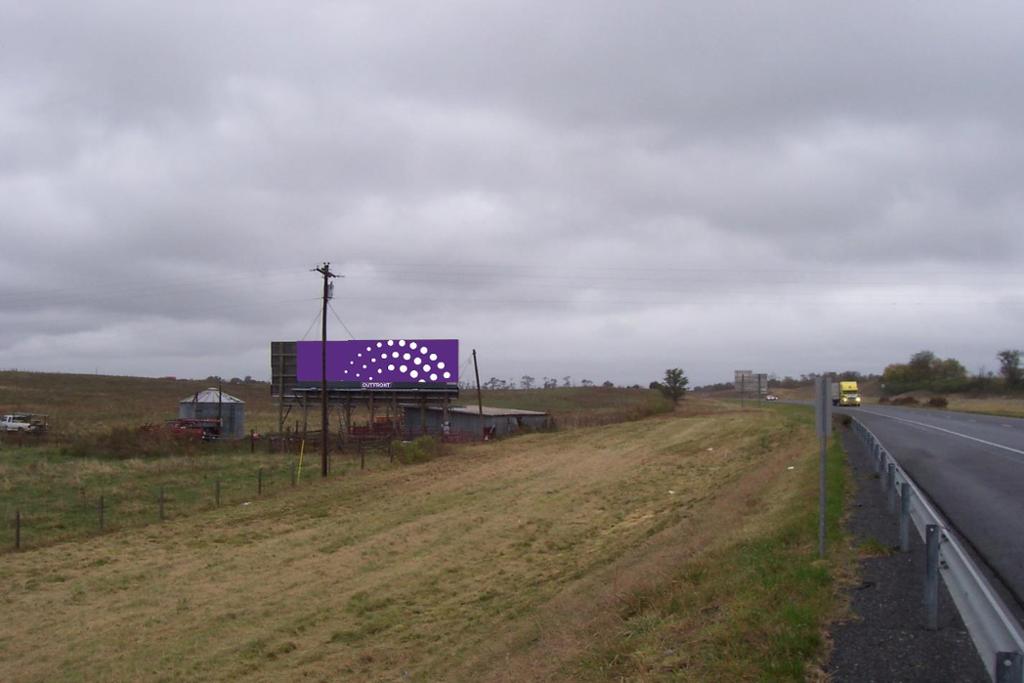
<box><xmin>179</xmin><ymin>388</ymin><xmax>245</xmax><ymax>404</ymax></box>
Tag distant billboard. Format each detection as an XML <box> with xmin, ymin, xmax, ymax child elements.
<box><xmin>296</xmin><ymin>339</ymin><xmax>458</xmax><ymax>389</ymax></box>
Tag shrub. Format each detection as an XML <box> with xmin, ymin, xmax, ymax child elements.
<box><xmin>892</xmin><ymin>396</ymin><xmax>919</xmax><ymax>406</ymax></box>
<box><xmin>878</xmin><ymin>397</ymin><xmax>890</xmax><ymax>404</ymax></box>
<box><xmin>927</xmin><ymin>396</ymin><xmax>949</xmax><ymax>408</ymax></box>
<box><xmin>393</xmin><ymin>436</ymin><xmax>443</xmax><ymax>464</ymax></box>
<box><xmin>64</xmin><ymin>426</ymin><xmax>203</xmax><ymax>459</ymax></box>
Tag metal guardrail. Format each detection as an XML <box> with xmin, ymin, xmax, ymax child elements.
<box><xmin>850</xmin><ymin>417</ymin><xmax>1024</xmax><ymax>683</ymax></box>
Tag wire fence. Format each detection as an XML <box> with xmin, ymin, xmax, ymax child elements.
<box><xmin>3</xmin><ymin>438</ymin><xmax>401</xmax><ymax>553</ymax></box>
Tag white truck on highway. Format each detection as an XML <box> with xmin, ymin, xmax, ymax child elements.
<box><xmin>0</xmin><ymin>413</ymin><xmax>47</xmax><ymax>433</ymax></box>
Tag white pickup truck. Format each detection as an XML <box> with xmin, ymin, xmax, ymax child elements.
<box><xmin>0</xmin><ymin>413</ymin><xmax>46</xmax><ymax>433</ymax></box>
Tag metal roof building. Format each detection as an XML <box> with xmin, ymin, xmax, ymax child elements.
<box><xmin>400</xmin><ymin>404</ymin><xmax>551</xmax><ymax>439</ymax></box>
<box><xmin>179</xmin><ymin>388</ymin><xmax>246</xmax><ymax>439</ymax></box>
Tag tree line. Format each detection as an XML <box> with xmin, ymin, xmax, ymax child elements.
<box><xmin>464</xmin><ymin>376</ymin><xmax>632</xmax><ymax>391</ymax></box>
<box><xmin>880</xmin><ymin>349</ymin><xmax>1023</xmax><ymax>395</ymax></box>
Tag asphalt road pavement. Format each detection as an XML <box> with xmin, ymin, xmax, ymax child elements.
<box><xmin>839</xmin><ymin>404</ymin><xmax>1024</xmax><ymax>613</ymax></box>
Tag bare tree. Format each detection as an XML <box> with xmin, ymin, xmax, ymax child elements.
<box><xmin>998</xmin><ymin>349</ymin><xmax>1022</xmax><ymax>388</ymax></box>
<box><xmin>521</xmin><ymin>375</ymin><xmax>535</xmax><ymax>390</ymax></box>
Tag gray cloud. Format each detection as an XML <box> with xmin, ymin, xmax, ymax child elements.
<box><xmin>2</xmin><ymin>0</ymin><xmax>1024</xmax><ymax>385</ymax></box>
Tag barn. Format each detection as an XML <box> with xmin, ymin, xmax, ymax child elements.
<box><xmin>178</xmin><ymin>388</ymin><xmax>246</xmax><ymax>439</ymax></box>
<box><xmin>400</xmin><ymin>404</ymin><xmax>551</xmax><ymax>439</ymax></box>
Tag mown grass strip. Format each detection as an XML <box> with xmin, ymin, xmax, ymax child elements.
<box><xmin>569</xmin><ymin>406</ymin><xmax>848</xmax><ymax>681</ymax></box>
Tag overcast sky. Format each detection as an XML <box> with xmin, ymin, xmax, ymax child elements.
<box><xmin>2</xmin><ymin>1</ymin><xmax>1023</xmax><ymax>387</ymax></box>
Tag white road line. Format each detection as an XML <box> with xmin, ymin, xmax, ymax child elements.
<box><xmin>859</xmin><ymin>409</ymin><xmax>1024</xmax><ymax>457</ymax></box>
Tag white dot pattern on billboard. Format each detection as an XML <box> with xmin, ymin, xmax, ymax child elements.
<box><xmin>296</xmin><ymin>338</ymin><xmax>460</xmax><ymax>385</ymax></box>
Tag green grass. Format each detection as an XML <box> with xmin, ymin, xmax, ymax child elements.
<box><xmin>0</xmin><ymin>442</ymin><xmax>396</xmax><ymax>551</ymax></box>
<box><xmin>567</xmin><ymin>404</ymin><xmax>848</xmax><ymax>681</ymax></box>
<box><xmin>858</xmin><ymin>536</ymin><xmax>894</xmax><ymax>557</ymax></box>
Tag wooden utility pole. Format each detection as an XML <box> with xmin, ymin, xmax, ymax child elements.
<box><xmin>315</xmin><ymin>263</ymin><xmax>337</xmax><ymax>477</ymax></box>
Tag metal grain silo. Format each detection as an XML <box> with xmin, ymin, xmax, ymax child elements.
<box><xmin>178</xmin><ymin>387</ymin><xmax>246</xmax><ymax>439</ymax></box>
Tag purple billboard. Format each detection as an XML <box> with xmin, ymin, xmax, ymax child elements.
<box><xmin>297</xmin><ymin>339</ymin><xmax>459</xmax><ymax>388</ymax></box>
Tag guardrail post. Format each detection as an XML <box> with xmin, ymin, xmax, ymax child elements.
<box><xmin>887</xmin><ymin>464</ymin><xmax>897</xmax><ymax>514</ymax></box>
<box><xmin>899</xmin><ymin>483</ymin><xmax>911</xmax><ymax>552</ymax></box>
<box><xmin>995</xmin><ymin>652</ymin><xmax>1022</xmax><ymax>683</ymax></box>
<box><xmin>925</xmin><ymin>524</ymin><xmax>939</xmax><ymax>630</ymax></box>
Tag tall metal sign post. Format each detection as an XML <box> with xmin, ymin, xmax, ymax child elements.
<box><xmin>735</xmin><ymin>370</ymin><xmax>753</xmax><ymax>409</ymax></box>
<box><xmin>815</xmin><ymin>375</ymin><xmax>832</xmax><ymax>558</ymax></box>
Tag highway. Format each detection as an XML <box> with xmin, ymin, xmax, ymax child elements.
<box><xmin>840</xmin><ymin>404</ymin><xmax>1024</xmax><ymax>611</ymax></box>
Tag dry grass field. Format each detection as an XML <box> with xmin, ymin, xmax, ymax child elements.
<box><xmin>939</xmin><ymin>395</ymin><xmax>1024</xmax><ymax>419</ymax></box>
<box><xmin>0</xmin><ymin>402</ymin><xmax>846</xmax><ymax>682</ymax></box>
<box><xmin>0</xmin><ymin>371</ymin><xmax>670</xmax><ymax>438</ymax></box>
<box><xmin>0</xmin><ymin>371</ymin><xmax>279</xmax><ymax>437</ymax></box>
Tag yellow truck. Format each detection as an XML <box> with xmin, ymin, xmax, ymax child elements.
<box><xmin>830</xmin><ymin>381</ymin><xmax>861</xmax><ymax>407</ymax></box>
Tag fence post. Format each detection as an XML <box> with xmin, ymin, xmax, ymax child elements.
<box><xmin>258</xmin><ymin>467</ymin><xmax>263</xmax><ymax>496</ymax></box>
<box><xmin>99</xmin><ymin>495</ymin><xmax>105</xmax><ymax>532</ymax></box>
<box><xmin>14</xmin><ymin>510</ymin><xmax>20</xmax><ymax>550</ymax></box>
<box><xmin>159</xmin><ymin>486</ymin><xmax>165</xmax><ymax>521</ymax></box>
<box><xmin>899</xmin><ymin>483</ymin><xmax>911</xmax><ymax>552</ymax></box>
<box><xmin>215</xmin><ymin>479</ymin><xmax>221</xmax><ymax>507</ymax></box>
<box><xmin>995</xmin><ymin>652</ymin><xmax>1022</xmax><ymax>683</ymax></box>
<box><xmin>924</xmin><ymin>524</ymin><xmax>939</xmax><ymax>630</ymax></box>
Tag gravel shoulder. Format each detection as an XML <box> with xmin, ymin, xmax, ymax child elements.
<box><xmin>826</xmin><ymin>426</ymin><xmax>988</xmax><ymax>682</ymax></box>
